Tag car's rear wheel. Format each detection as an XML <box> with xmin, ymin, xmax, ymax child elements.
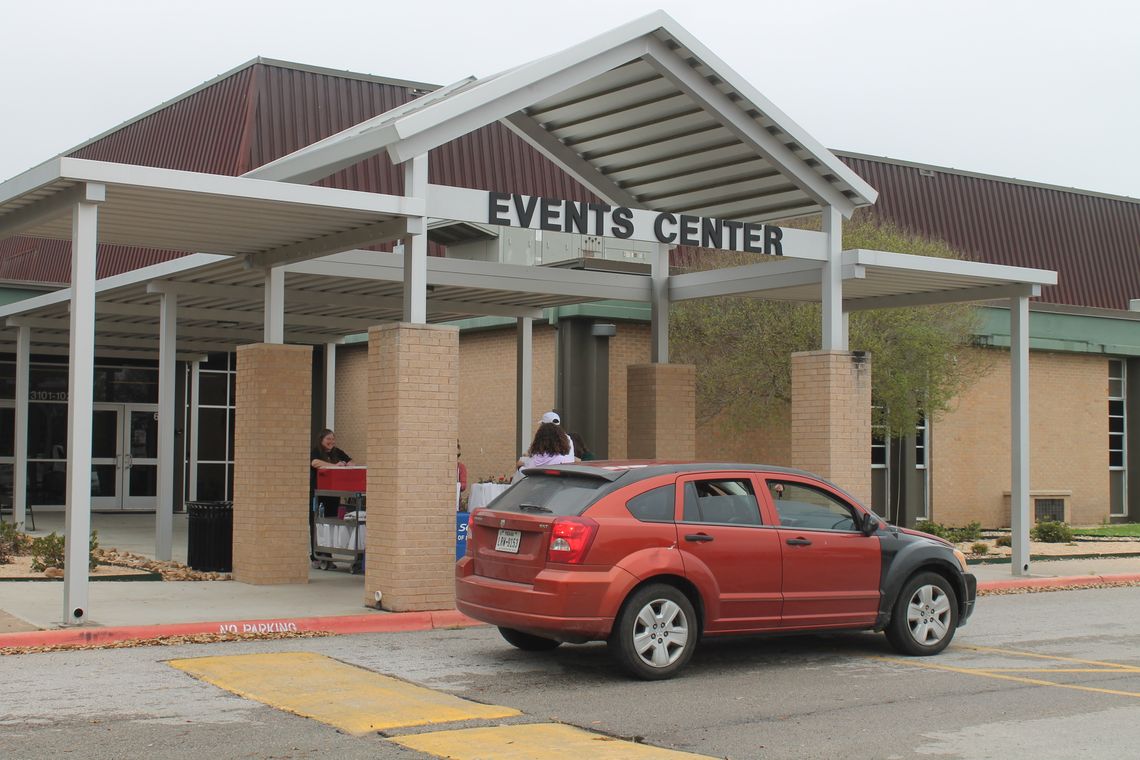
<box><xmin>885</xmin><ymin>572</ymin><xmax>959</xmax><ymax>656</ymax></box>
<box><xmin>609</xmin><ymin>583</ymin><xmax>696</xmax><ymax>680</ymax></box>
<box><xmin>497</xmin><ymin>626</ymin><xmax>562</xmax><ymax>651</ymax></box>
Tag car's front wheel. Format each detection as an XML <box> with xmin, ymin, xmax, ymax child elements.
<box><xmin>609</xmin><ymin>583</ymin><xmax>697</xmax><ymax>680</ymax></box>
<box><xmin>497</xmin><ymin>626</ymin><xmax>562</xmax><ymax>651</ymax></box>
<box><xmin>885</xmin><ymin>571</ymin><xmax>959</xmax><ymax>656</ymax></box>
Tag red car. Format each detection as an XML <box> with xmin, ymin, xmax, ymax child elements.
<box><xmin>456</xmin><ymin>462</ymin><xmax>977</xmax><ymax>680</ymax></box>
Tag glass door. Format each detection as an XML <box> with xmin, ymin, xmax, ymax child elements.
<box><xmin>91</xmin><ymin>405</ymin><xmax>122</xmax><ymax>509</ymax></box>
<box><xmin>123</xmin><ymin>405</ymin><xmax>159</xmax><ymax>509</ymax></box>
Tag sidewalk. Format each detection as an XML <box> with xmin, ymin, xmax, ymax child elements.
<box><xmin>2</xmin><ymin>511</ymin><xmax>1139</xmax><ymax>650</ymax></box>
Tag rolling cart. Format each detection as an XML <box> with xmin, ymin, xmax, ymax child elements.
<box><xmin>313</xmin><ymin>466</ymin><xmax>367</xmax><ymax>573</ymax></box>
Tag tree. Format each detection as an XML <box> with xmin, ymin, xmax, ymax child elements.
<box><xmin>669</xmin><ymin>215</ymin><xmax>988</xmax><ymax>437</ymax></box>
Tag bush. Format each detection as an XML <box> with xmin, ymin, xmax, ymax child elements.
<box><xmin>995</xmin><ymin>535</ymin><xmax>1012</xmax><ymax>548</ymax></box>
<box><xmin>0</xmin><ymin>521</ymin><xmax>33</xmax><ymax>564</ymax></box>
<box><xmin>29</xmin><ymin>530</ymin><xmax>99</xmax><ymax>572</ymax></box>
<box><xmin>970</xmin><ymin>542</ymin><xmax>990</xmax><ymax>555</ymax></box>
<box><xmin>1031</xmin><ymin>520</ymin><xmax>1074</xmax><ymax>543</ymax></box>
<box><xmin>915</xmin><ymin>520</ymin><xmax>982</xmax><ymax>543</ymax></box>
<box><xmin>915</xmin><ymin>520</ymin><xmax>948</xmax><ymax>539</ymax></box>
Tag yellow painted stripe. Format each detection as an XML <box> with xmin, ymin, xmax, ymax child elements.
<box><xmin>395</xmin><ymin>723</ymin><xmax>711</xmax><ymax>759</ymax></box>
<box><xmin>959</xmin><ymin>645</ymin><xmax>1140</xmax><ymax>671</ymax></box>
<box><xmin>977</xmin><ymin>668</ymin><xmax>1137</xmax><ymax>674</ymax></box>
<box><xmin>168</xmin><ymin>652</ymin><xmax>519</xmax><ymax>735</ymax></box>
<box><xmin>873</xmin><ymin>656</ymin><xmax>1140</xmax><ymax>700</ymax></box>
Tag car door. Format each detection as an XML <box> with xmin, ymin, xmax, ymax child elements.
<box><xmin>674</xmin><ymin>472</ymin><xmax>782</xmax><ymax>633</ymax></box>
<box><xmin>760</xmin><ymin>476</ymin><xmax>880</xmax><ymax>630</ymax></box>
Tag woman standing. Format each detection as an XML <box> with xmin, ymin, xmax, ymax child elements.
<box><xmin>309</xmin><ymin>429</ymin><xmax>352</xmax><ymax>563</ymax></box>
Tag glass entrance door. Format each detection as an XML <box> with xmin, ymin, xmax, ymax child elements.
<box><xmin>90</xmin><ymin>403</ymin><xmax>159</xmax><ymax>510</ymax></box>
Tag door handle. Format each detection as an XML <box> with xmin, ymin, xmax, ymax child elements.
<box><xmin>684</xmin><ymin>533</ymin><xmax>715</xmax><ymax>543</ymax></box>
<box><xmin>125</xmin><ymin>455</ymin><xmax>133</xmax><ymax>469</ymax></box>
<box><xmin>785</xmin><ymin>537</ymin><xmax>812</xmax><ymax>546</ymax></box>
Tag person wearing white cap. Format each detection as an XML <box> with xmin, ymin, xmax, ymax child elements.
<box><xmin>539</xmin><ymin>410</ymin><xmax>574</xmax><ymax>458</ymax></box>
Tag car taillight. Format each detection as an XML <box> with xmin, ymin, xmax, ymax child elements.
<box><xmin>465</xmin><ymin>509</ymin><xmax>479</xmax><ymax>555</ymax></box>
<box><xmin>547</xmin><ymin>516</ymin><xmax>598</xmax><ymax>564</ymax></box>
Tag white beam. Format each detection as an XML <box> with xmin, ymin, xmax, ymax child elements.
<box><xmin>0</xmin><ymin>184</ymin><xmax>94</xmax><ymax>239</ymax></box>
<box><xmin>517</xmin><ymin>317</ymin><xmax>533</xmax><ymax>457</ymax></box>
<box><xmin>245</xmin><ymin>216</ymin><xmax>410</xmax><ymax>269</ymax></box>
<box><xmin>670</xmin><ymin>259</ymin><xmax>828</xmax><ymax>301</ymax></box>
<box><xmin>821</xmin><ymin>207</ymin><xmax>845</xmax><ymax>351</ymax></box>
<box><xmin>402</xmin><ymin>155</ymin><xmax>429</xmax><ymax>324</ymax></box>
<box><xmin>13</xmin><ymin>326</ymin><xmax>29</xmax><ymax>531</ymax></box>
<box><xmin>651</xmin><ymin>243</ymin><xmax>669</xmax><ymax>363</ymax></box>
<box><xmin>156</xmin><ymin>292</ymin><xmax>177</xmax><ymax>560</ymax></box>
<box><xmin>324</xmin><ymin>343</ymin><xmax>336</xmax><ymax>429</ymax></box>
<box><xmin>64</xmin><ymin>184</ymin><xmax>103</xmax><ymax>626</ymax></box>
<box><xmin>264</xmin><ymin>268</ymin><xmax>285</xmax><ymax>343</ymax></box>
<box><xmin>101</xmin><ymin>301</ymin><xmax>366</xmax><ymax>332</ymax></box>
<box><xmin>845</xmin><ymin>283</ymin><xmax>1042</xmax><ymax>312</ymax></box>
<box><xmin>1010</xmin><ymin>296</ymin><xmax>1031</xmax><ymax>576</ymax></box>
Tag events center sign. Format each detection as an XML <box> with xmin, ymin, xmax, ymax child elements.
<box><xmin>425</xmin><ymin>186</ymin><xmax>828</xmax><ymax>260</ymax></box>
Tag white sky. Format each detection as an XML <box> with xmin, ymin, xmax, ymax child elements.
<box><xmin>2</xmin><ymin>0</ymin><xmax>1137</xmax><ymax>198</ymax></box>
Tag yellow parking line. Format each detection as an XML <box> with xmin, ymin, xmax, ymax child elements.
<box><xmin>394</xmin><ymin>723</ymin><xmax>712</xmax><ymax>759</ymax></box>
<box><xmin>169</xmin><ymin>652</ymin><xmax>519</xmax><ymax>735</ymax></box>
<box><xmin>959</xmin><ymin>645</ymin><xmax>1140</xmax><ymax>671</ymax></box>
<box><xmin>873</xmin><ymin>656</ymin><xmax>1140</xmax><ymax>700</ymax></box>
<box><xmin>979</xmin><ymin>668</ymin><xmax>1137</xmax><ymax>674</ymax></box>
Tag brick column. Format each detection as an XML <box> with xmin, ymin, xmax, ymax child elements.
<box><xmin>232</xmin><ymin>343</ymin><xmax>313</xmax><ymax>585</ymax></box>
<box><xmin>626</xmin><ymin>363</ymin><xmax>696</xmax><ymax>459</ymax></box>
<box><xmin>366</xmin><ymin>323</ymin><xmax>459</xmax><ymax>611</ymax></box>
<box><xmin>791</xmin><ymin>350</ymin><xmax>872</xmax><ymax>505</ymax></box>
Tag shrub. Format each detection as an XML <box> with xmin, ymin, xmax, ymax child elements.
<box><xmin>1031</xmin><ymin>520</ymin><xmax>1073</xmax><ymax>543</ymax></box>
<box><xmin>915</xmin><ymin>520</ymin><xmax>982</xmax><ymax>543</ymax></box>
<box><xmin>995</xmin><ymin>535</ymin><xmax>1012</xmax><ymax>548</ymax></box>
<box><xmin>0</xmin><ymin>521</ymin><xmax>32</xmax><ymax>564</ymax></box>
<box><xmin>970</xmin><ymin>542</ymin><xmax>989</xmax><ymax>555</ymax></box>
<box><xmin>915</xmin><ymin>520</ymin><xmax>947</xmax><ymax>539</ymax></box>
<box><xmin>29</xmin><ymin>530</ymin><xmax>100</xmax><ymax>572</ymax></box>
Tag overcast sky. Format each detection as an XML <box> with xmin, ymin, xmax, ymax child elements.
<box><xmin>2</xmin><ymin>0</ymin><xmax>1137</xmax><ymax>198</ymax></box>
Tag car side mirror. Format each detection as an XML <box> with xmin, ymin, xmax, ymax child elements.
<box><xmin>860</xmin><ymin>512</ymin><xmax>879</xmax><ymax>536</ymax></box>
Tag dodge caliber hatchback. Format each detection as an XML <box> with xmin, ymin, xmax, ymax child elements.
<box><xmin>456</xmin><ymin>462</ymin><xmax>977</xmax><ymax>680</ymax></box>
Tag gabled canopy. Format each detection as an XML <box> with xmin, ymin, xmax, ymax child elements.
<box><xmin>250</xmin><ymin>11</ymin><xmax>877</xmax><ymax>222</ymax></box>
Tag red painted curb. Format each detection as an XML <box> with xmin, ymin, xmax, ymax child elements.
<box><xmin>0</xmin><ymin>609</ymin><xmax>484</xmax><ymax>650</ymax></box>
<box><xmin>978</xmin><ymin>572</ymin><xmax>1140</xmax><ymax>592</ymax></box>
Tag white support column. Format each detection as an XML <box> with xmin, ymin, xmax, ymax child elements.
<box><xmin>13</xmin><ymin>325</ymin><xmax>30</xmax><ymax>531</ymax></box>
<box><xmin>650</xmin><ymin>243</ymin><xmax>670</xmax><ymax>363</ymax></box>
<box><xmin>263</xmin><ymin>267</ymin><xmax>285</xmax><ymax>344</ymax></box>
<box><xmin>188</xmin><ymin>361</ymin><xmax>200</xmax><ymax>501</ymax></box>
<box><xmin>821</xmin><ymin>207</ymin><xmax>846</xmax><ymax>351</ymax></box>
<box><xmin>516</xmin><ymin>317</ymin><xmax>533</xmax><ymax>457</ymax></box>
<box><xmin>156</xmin><ymin>291</ymin><xmax>177</xmax><ymax>561</ymax></box>
<box><xmin>1010</xmin><ymin>296</ymin><xmax>1031</xmax><ymax>575</ymax></box>
<box><xmin>402</xmin><ymin>154</ymin><xmax>429</xmax><ymax>324</ymax></box>
<box><xmin>324</xmin><ymin>343</ymin><xmax>337</xmax><ymax>428</ymax></box>
<box><xmin>64</xmin><ymin>182</ymin><xmax>104</xmax><ymax>626</ymax></box>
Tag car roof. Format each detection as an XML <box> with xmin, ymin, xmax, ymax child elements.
<box><xmin>523</xmin><ymin>461</ymin><xmax>820</xmax><ymax>484</ymax></box>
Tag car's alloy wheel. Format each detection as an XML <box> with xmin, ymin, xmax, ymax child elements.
<box><xmin>610</xmin><ymin>583</ymin><xmax>697</xmax><ymax>680</ymax></box>
<box><xmin>886</xmin><ymin>571</ymin><xmax>959</xmax><ymax>656</ymax></box>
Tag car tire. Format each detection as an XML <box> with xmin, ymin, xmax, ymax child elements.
<box><xmin>497</xmin><ymin>626</ymin><xmax>562</xmax><ymax>651</ymax></box>
<box><xmin>885</xmin><ymin>571</ymin><xmax>959</xmax><ymax>656</ymax></box>
<box><xmin>609</xmin><ymin>583</ymin><xmax>697</xmax><ymax>680</ymax></box>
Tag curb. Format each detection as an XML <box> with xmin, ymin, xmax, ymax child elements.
<box><xmin>977</xmin><ymin>572</ymin><xmax>1140</xmax><ymax>592</ymax></box>
<box><xmin>0</xmin><ymin>609</ymin><xmax>482</xmax><ymax>650</ymax></box>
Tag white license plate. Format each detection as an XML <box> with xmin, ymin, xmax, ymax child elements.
<box><xmin>494</xmin><ymin>529</ymin><xmax>521</xmax><ymax>553</ymax></box>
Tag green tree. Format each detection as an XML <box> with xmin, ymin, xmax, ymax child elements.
<box><xmin>669</xmin><ymin>215</ymin><xmax>988</xmax><ymax>436</ymax></box>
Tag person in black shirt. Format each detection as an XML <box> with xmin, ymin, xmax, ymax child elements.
<box><xmin>309</xmin><ymin>429</ymin><xmax>353</xmax><ymax>563</ymax></box>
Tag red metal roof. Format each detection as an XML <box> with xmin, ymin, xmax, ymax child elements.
<box><xmin>838</xmin><ymin>153</ymin><xmax>1140</xmax><ymax>310</ymax></box>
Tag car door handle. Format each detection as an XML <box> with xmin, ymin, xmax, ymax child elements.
<box><xmin>785</xmin><ymin>537</ymin><xmax>812</xmax><ymax>546</ymax></box>
<box><xmin>684</xmin><ymin>533</ymin><xmax>715</xmax><ymax>543</ymax></box>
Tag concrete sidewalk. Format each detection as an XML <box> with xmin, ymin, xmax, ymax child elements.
<box><xmin>2</xmin><ymin>510</ymin><xmax>1138</xmax><ymax>649</ymax></box>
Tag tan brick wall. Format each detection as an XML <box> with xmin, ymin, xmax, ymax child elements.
<box><xmin>932</xmin><ymin>348</ymin><xmax>1109</xmax><ymax>527</ymax></box>
<box><xmin>366</xmin><ymin>323</ymin><xmax>459</xmax><ymax>612</ymax></box>
<box><xmin>457</xmin><ymin>326</ymin><xmax>556</xmax><ymax>482</ymax></box>
<box><xmin>697</xmin><ymin>405</ymin><xmax>793</xmax><ymax>466</ymax></box>
<box><xmin>608</xmin><ymin>324</ymin><xmax>651</xmax><ymax>459</ymax></box>
<box><xmin>232</xmin><ymin>343</ymin><xmax>313</xmax><ymax>585</ymax></box>
<box><xmin>626</xmin><ymin>364</ymin><xmax>696</xmax><ymax>459</ymax></box>
<box><xmin>333</xmin><ymin>344</ymin><xmax>369</xmax><ymax>465</ymax></box>
<box><xmin>791</xmin><ymin>351</ymin><xmax>872</xmax><ymax>505</ymax></box>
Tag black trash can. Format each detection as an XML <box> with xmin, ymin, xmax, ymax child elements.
<box><xmin>186</xmin><ymin>501</ymin><xmax>233</xmax><ymax>572</ymax></box>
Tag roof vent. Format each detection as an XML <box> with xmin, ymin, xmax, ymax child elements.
<box><xmin>918</xmin><ymin>168</ymin><xmax>936</xmax><ymax>178</ymax></box>
<box><xmin>1130</xmin><ymin>299</ymin><xmax>1140</xmax><ymax>312</ymax></box>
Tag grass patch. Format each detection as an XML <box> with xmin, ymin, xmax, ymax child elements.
<box><xmin>1071</xmin><ymin>523</ymin><xmax>1140</xmax><ymax>538</ymax></box>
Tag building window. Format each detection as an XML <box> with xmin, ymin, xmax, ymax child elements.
<box><xmin>1109</xmin><ymin>359</ymin><xmax>1127</xmax><ymax>517</ymax></box>
<box><xmin>191</xmin><ymin>353</ymin><xmax>236</xmax><ymax>502</ymax></box>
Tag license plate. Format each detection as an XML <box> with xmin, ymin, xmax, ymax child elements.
<box><xmin>495</xmin><ymin>529</ymin><xmax>521</xmax><ymax>554</ymax></box>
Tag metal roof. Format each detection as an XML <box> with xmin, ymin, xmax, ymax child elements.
<box><xmin>250</xmin><ymin>11</ymin><xmax>878</xmax><ymax>221</ymax></box>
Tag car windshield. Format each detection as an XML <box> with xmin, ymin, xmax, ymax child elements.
<box><xmin>487</xmin><ymin>474</ymin><xmax>607</xmax><ymax>516</ymax></box>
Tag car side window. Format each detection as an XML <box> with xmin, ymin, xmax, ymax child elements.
<box><xmin>768</xmin><ymin>481</ymin><xmax>858</xmax><ymax>531</ymax></box>
<box><xmin>625</xmin><ymin>485</ymin><xmax>676</xmax><ymax>522</ymax></box>
<box><xmin>681</xmin><ymin>479</ymin><xmax>762</xmax><ymax>526</ymax></box>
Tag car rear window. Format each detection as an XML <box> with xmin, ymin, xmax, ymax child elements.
<box><xmin>486</xmin><ymin>474</ymin><xmax>608</xmax><ymax>516</ymax></box>
<box><xmin>626</xmin><ymin>485</ymin><xmax>676</xmax><ymax>522</ymax></box>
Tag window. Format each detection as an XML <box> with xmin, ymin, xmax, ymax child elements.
<box><xmin>1109</xmin><ymin>359</ymin><xmax>1127</xmax><ymax>517</ymax></box>
<box><xmin>191</xmin><ymin>353</ymin><xmax>237</xmax><ymax>502</ymax></box>
<box><xmin>626</xmin><ymin>485</ymin><xmax>676</xmax><ymax>522</ymax></box>
<box><xmin>768</xmin><ymin>481</ymin><xmax>858</xmax><ymax>532</ymax></box>
<box><xmin>681</xmin><ymin>479</ymin><xmax>761</xmax><ymax>526</ymax></box>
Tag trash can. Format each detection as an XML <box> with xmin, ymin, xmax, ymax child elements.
<box><xmin>455</xmin><ymin>511</ymin><xmax>470</xmax><ymax>560</ymax></box>
<box><xmin>186</xmin><ymin>501</ymin><xmax>233</xmax><ymax>572</ymax></box>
